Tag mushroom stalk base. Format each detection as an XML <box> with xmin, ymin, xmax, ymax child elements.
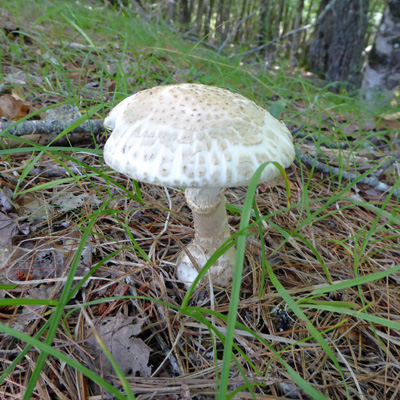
<box><xmin>176</xmin><ymin>188</ymin><xmax>236</xmax><ymax>287</ymax></box>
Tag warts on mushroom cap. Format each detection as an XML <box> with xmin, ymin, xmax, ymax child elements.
<box><xmin>103</xmin><ymin>83</ymin><xmax>295</xmax><ymax>189</ymax></box>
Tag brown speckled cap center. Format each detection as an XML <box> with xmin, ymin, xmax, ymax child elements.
<box><xmin>104</xmin><ymin>83</ymin><xmax>295</xmax><ymax>188</ymax></box>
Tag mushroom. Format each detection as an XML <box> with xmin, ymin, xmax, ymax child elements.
<box><xmin>103</xmin><ymin>83</ymin><xmax>295</xmax><ymax>287</ymax></box>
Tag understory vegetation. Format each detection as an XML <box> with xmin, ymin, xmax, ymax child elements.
<box><xmin>0</xmin><ymin>1</ymin><xmax>399</xmax><ymax>399</ymax></box>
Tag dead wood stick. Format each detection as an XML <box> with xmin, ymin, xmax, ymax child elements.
<box><xmin>375</xmin><ymin>151</ymin><xmax>400</xmax><ymax>177</ymax></box>
<box><xmin>0</xmin><ymin>118</ymin><xmax>105</xmax><ymax>137</ymax></box>
<box><xmin>296</xmin><ymin>149</ymin><xmax>400</xmax><ymax>199</ymax></box>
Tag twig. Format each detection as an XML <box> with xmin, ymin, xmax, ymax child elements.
<box><xmin>374</xmin><ymin>151</ymin><xmax>400</xmax><ymax>177</ymax></box>
<box><xmin>0</xmin><ymin>119</ymin><xmax>105</xmax><ymax>147</ymax></box>
<box><xmin>296</xmin><ymin>149</ymin><xmax>400</xmax><ymax>199</ymax></box>
<box><xmin>0</xmin><ymin>119</ymin><xmax>104</xmax><ymax>137</ymax></box>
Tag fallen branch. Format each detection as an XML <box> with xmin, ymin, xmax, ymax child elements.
<box><xmin>0</xmin><ymin>119</ymin><xmax>106</xmax><ymax>147</ymax></box>
<box><xmin>296</xmin><ymin>149</ymin><xmax>400</xmax><ymax>199</ymax></box>
<box><xmin>0</xmin><ymin>119</ymin><xmax>105</xmax><ymax>137</ymax></box>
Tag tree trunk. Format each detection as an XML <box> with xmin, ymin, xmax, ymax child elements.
<box><xmin>180</xmin><ymin>0</ymin><xmax>191</xmax><ymax>25</ymax></box>
<box><xmin>215</xmin><ymin>0</ymin><xmax>234</xmax><ymax>42</ymax></box>
<box><xmin>233</xmin><ymin>0</ymin><xmax>248</xmax><ymax>42</ymax></box>
<box><xmin>216</xmin><ymin>0</ymin><xmax>225</xmax><ymax>39</ymax></box>
<box><xmin>259</xmin><ymin>0</ymin><xmax>277</xmax><ymax>60</ymax></box>
<box><xmin>299</xmin><ymin>0</ymin><xmax>314</xmax><ymax>59</ymax></box>
<box><xmin>167</xmin><ymin>0</ymin><xmax>176</xmax><ymax>24</ymax></box>
<box><xmin>281</xmin><ymin>1</ymin><xmax>292</xmax><ymax>37</ymax></box>
<box><xmin>307</xmin><ymin>0</ymin><xmax>370</xmax><ymax>92</ymax></box>
<box><xmin>222</xmin><ymin>0</ymin><xmax>233</xmax><ymax>42</ymax></box>
<box><xmin>195</xmin><ymin>0</ymin><xmax>206</xmax><ymax>35</ymax></box>
<box><xmin>204</xmin><ymin>0</ymin><xmax>214</xmax><ymax>38</ymax></box>
<box><xmin>258</xmin><ymin>0</ymin><xmax>270</xmax><ymax>47</ymax></box>
<box><xmin>361</xmin><ymin>0</ymin><xmax>400</xmax><ymax>106</ymax></box>
<box><xmin>266</xmin><ymin>0</ymin><xmax>285</xmax><ymax>61</ymax></box>
<box><xmin>188</xmin><ymin>0</ymin><xmax>195</xmax><ymax>19</ymax></box>
<box><xmin>289</xmin><ymin>0</ymin><xmax>305</xmax><ymax>66</ymax></box>
<box><xmin>272</xmin><ymin>0</ymin><xmax>285</xmax><ymax>39</ymax></box>
<box><xmin>240</xmin><ymin>0</ymin><xmax>254</xmax><ymax>43</ymax></box>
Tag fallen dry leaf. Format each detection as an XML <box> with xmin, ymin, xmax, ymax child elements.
<box><xmin>15</xmin><ymin>193</ymin><xmax>50</xmax><ymax>224</ymax></box>
<box><xmin>0</xmin><ymin>93</ymin><xmax>31</xmax><ymax>120</ymax></box>
<box><xmin>86</xmin><ymin>314</ymin><xmax>152</xmax><ymax>377</ymax></box>
<box><xmin>0</xmin><ymin>187</ymin><xmax>15</xmax><ymax>212</ymax></box>
<box><xmin>0</xmin><ymin>211</ymin><xmax>18</xmax><ymax>268</ymax></box>
<box><xmin>0</xmin><ymin>211</ymin><xmax>18</xmax><ymax>247</ymax></box>
<box><xmin>52</xmin><ymin>191</ymin><xmax>102</xmax><ymax>212</ymax></box>
<box><xmin>11</xmin><ymin>86</ymin><xmax>26</xmax><ymax>101</ymax></box>
<box><xmin>6</xmin><ymin>232</ymin><xmax>92</xmax><ymax>286</ymax></box>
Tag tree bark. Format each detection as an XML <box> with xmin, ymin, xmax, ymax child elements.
<box><xmin>204</xmin><ymin>0</ymin><xmax>214</xmax><ymax>39</ymax></box>
<box><xmin>361</xmin><ymin>0</ymin><xmax>400</xmax><ymax>106</ymax></box>
<box><xmin>264</xmin><ymin>0</ymin><xmax>285</xmax><ymax>61</ymax></box>
<box><xmin>204</xmin><ymin>0</ymin><xmax>214</xmax><ymax>38</ymax></box>
<box><xmin>258</xmin><ymin>0</ymin><xmax>270</xmax><ymax>47</ymax></box>
<box><xmin>233</xmin><ymin>0</ymin><xmax>247</xmax><ymax>42</ymax></box>
<box><xmin>167</xmin><ymin>0</ymin><xmax>177</xmax><ymax>24</ymax></box>
<box><xmin>194</xmin><ymin>0</ymin><xmax>206</xmax><ymax>35</ymax></box>
<box><xmin>216</xmin><ymin>0</ymin><xmax>233</xmax><ymax>42</ymax></box>
<box><xmin>216</xmin><ymin>0</ymin><xmax>225</xmax><ymax>39</ymax></box>
<box><xmin>289</xmin><ymin>0</ymin><xmax>305</xmax><ymax>66</ymax></box>
<box><xmin>0</xmin><ymin>119</ymin><xmax>104</xmax><ymax>137</ymax></box>
<box><xmin>307</xmin><ymin>0</ymin><xmax>370</xmax><ymax>92</ymax></box>
<box><xmin>0</xmin><ymin>119</ymin><xmax>105</xmax><ymax>147</ymax></box>
<box><xmin>179</xmin><ymin>0</ymin><xmax>191</xmax><ymax>25</ymax></box>
<box><xmin>299</xmin><ymin>0</ymin><xmax>314</xmax><ymax>57</ymax></box>
<box><xmin>223</xmin><ymin>0</ymin><xmax>233</xmax><ymax>41</ymax></box>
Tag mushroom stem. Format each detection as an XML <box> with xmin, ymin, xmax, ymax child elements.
<box><xmin>176</xmin><ymin>188</ymin><xmax>236</xmax><ymax>287</ymax></box>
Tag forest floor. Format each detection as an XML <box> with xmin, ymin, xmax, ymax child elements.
<box><xmin>1</xmin><ymin>1</ymin><xmax>400</xmax><ymax>400</ymax></box>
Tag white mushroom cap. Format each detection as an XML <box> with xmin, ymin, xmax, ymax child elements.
<box><xmin>104</xmin><ymin>84</ymin><xmax>295</xmax><ymax>188</ymax></box>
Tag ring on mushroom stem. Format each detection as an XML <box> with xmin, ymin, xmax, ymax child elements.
<box><xmin>103</xmin><ymin>83</ymin><xmax>295</xmax><ymax>288</ymax></box>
